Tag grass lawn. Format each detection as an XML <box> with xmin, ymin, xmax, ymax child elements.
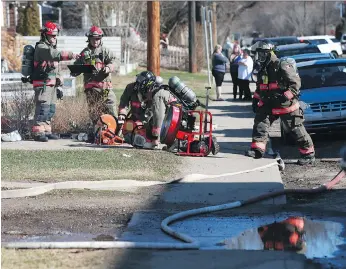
<box><xmin>1</xmin><ymin>148</ymin><xmax>182</xmax><ymax>182</ymax></box>
<box><xmin>1</xmin><ymin>249</ymin><xmax>114</xmax><ymax>269</ymax></box>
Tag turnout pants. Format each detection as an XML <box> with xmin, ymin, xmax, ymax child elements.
<box><xmin>251</xmin><ymin>102</ymin><xmax>314</xmax><ymax>156</ymax></box>
<box><xmin>32</xmin><ymin>85</ymin><xmax>57</xmax><ymax>137</ymax></box>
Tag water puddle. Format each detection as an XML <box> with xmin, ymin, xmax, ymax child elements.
<box><xmin>171</xmin><ymin>212</ymin><xmax>346</xmax><ymax>268</ymax></box>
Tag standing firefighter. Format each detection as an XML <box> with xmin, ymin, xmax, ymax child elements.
<box><xmin>31</xmin><ymin>21</ymin><xmax>78</xmax><ymax>142</ymax></box>
<box><xmin>71</xmin><ymin>26</ymin><xmax>119</xmax><ymax>134</ymax></box>
<box><xmin>247</xmin><ymin>41</ymin><xmax>315</xmax><ymax>165</ymax></box>
<box><xmin>118</xmin><ymin>71</ymin><xmax>176</xmax><ymax>149</ymax></box>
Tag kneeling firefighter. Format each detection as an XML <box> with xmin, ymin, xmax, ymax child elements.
<box><xmin>247</xmin><ymin>41</ymin><xmax>315</xmax><ymax>165</ymax></box>
<box><xmin>117</xmin><ymin>71</ymin><xmax>177</xmax><ymax>149</ymax></box>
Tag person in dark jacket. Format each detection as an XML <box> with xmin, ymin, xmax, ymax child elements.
<box><xmin>229</xmin><ymin>44</ymin><xmax>242</xmax><ymax>100</ymax></box>
<box><xmin>212</xmin><ymin>44</ymin><xmax>228</xmax><ymax>101</ymax></box>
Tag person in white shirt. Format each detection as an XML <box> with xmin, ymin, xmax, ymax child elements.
<box><xmin>237</xmin><ymin>49</ymin><xmax>253</xmax><ymax>101</ymax></box>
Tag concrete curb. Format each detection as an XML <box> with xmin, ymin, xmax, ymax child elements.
<box><xmin>1</xmin><ymin>162</ymin><xmax>279</xmax><ymax>199</ymax></box>
<box><xmin>1</xmin><ymin>180</ymin><xmax>166</xmax><ymax>199</ymax></box>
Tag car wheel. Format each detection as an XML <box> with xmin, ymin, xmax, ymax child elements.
<box><xmin>280</xmin><ymin>121</ymin><xmax>295</xmax><ymax>145</ymax></box>
<box><xmin>331</xmin><ymin>51</ymin><xmax>338</xmax><ymax>59</ymax></box>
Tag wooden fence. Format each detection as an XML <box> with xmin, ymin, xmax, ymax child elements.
<box><xmin>127</xmin><ymin>41</ymin><xmax>189</xmax><ymax>70</ymax></box>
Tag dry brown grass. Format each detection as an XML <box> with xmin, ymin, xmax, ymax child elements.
<box><xmin>52</xmin><ymin>95</ymin><xmax>91</xmax><ymax>134</ymax></box>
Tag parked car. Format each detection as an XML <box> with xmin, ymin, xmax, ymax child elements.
<box><xmin>250</xmin><ymin>36</ymin><xmax>301</xmax><ymax>58</ymax></box>
<box><xmin>281</xmin><ymin>59</ymin><xmax>346</xmax><ymax>143</ymax></box>
<box><xmin>297</xmin><ymin>35</ymin><xmax>342</xmax><ymax>58</ymax></box>
<box><xmin>289</xmin><ymin>53</ymin><xmax>335</xmax><ymax>63</ymax></box>
<box><xmin>251</xmin><ymin>36</ymin><xmax>299</xmax><ymax>46</ymax></box>
<box><xmin>275</xmin><ymin>43</ymin><xmax>321</xmax><ymax>58</ymax></box>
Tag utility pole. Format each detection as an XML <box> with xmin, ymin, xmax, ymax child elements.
<box><xmin>189</xmin><ymin>1</ymin><xmax>197</xmax><ymax>73</ymax></box>
<box><xmin>147</xmin><ymin>1</ymin><xmax>160</xmax><ymax>76</ymax></box>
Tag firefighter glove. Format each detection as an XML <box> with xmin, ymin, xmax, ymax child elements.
<box><xmin>57</xmin><ymin>88</ymin><xmax>64</xmax><ymax>100</ymax></box>
<box><xmin>118</xmin><ymin>114</ymin><xmax>126</xmax><ymax>122</ymax></box>
<box><xmin>72</xmin><ymin>53</ymin><xmax>80</xmax><ymax>60</ymax></box>
<box><xmin>274</xmin><ymin>92</ymin><xmax>288</xmax><ymax>103</ymax></box>
<box><xmin>101</xmin><ymin>66</ymin><xmax>111</xmax><ymax>75</ymax></box>
<box><xmin>102</xmin><ymin>89</ymin><xmax>110</xmax><ymax>99</ymax></box>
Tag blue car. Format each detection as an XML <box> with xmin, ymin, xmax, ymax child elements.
<box><xmin>281</xmin><ymin>59</ymin><xmax>346</xmax><ymax>142</ymax></box>
<box><xmin>290</xmin><ymin>53</ymin><xmax>335</xmax><ymax>63</ymax></box>
<box><xmin>275</xmin><ymin>43</ymin><xmax>321</xmax><ymax>58</ymax></box>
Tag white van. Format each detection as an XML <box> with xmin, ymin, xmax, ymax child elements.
<box><xmin>297</xmin><ymin>35</ymin><xmax>342</xmax><ymax>58</ymax></box>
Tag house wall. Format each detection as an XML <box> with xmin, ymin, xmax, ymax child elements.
<box><xmin>22</xmin><ymin>36</ymin><xmax>122</xmax><ymax>60</ymax></box>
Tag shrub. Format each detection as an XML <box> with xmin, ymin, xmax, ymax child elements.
<box><xmin>52</xmin><ymin>95</ymin><xmax>92</xmax><ymax>134</ymax></box>
<box><xmin>24</xmin><ymin>1</ymin><xmax>40</xmax><ymax>36</ymax></box>
<box><xmin>1</xmin><ymin>84</ymin><xmax>35</xmax><ymax>138</ymax></box>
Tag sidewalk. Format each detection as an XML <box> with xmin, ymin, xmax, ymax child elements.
<box><xmin>173</xmin><ymin>73</ymin><xmax>284</xmax><ymax>205</ymax></box>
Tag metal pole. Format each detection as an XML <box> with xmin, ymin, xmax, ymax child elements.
<box><xmin>188</xmin><ymin>1</ymin><xmax>197</xmax><ymax>73</ymax></box>
<box><xmin>324</xmin><ymin>1</ymin><xmax>326</xmax><ymax>35</ymax></box>
<box><xmin>201</xmin><ymin>6</ymin><xmax>211</xmax><ymax>87</ymax></box>
<box><xmin>212</xmin><ymin>2</ymin><xmax>217</xmax><ymax>47</ymax></box>
<box><xmin>208</xmin><ymin>10</ymin><xmax>213</xmax><ymax>55</ymax></box>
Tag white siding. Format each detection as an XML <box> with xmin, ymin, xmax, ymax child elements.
<box><xmin>22</xmin><ymin>36</ymin><xmax>122</xmax><ymax>59</ymax></box>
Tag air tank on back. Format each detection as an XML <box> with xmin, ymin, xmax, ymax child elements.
<box><xmin>168</xmin><ymin>76</ymin><xmax>198</xmax><ymax>109</ymax></box>
<box><xmin>21</xmin><ymin>45</ymin><xmax>35</xmax><ymax>82</ymax></box>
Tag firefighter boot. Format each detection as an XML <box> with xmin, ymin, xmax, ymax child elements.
<box><xmin>297</xmin><ymin>153</ymin><xmax>316</xmax><ymax>166</ymax></box>
<box><xmin>245</xmin><ymin>148</ymin><xmax>263</xmax><ymax>159</ymax></box>
<box><xmin>34</xmin><ymin>134</ymin><xmax>49</xmax><ymax>142</ymax></box>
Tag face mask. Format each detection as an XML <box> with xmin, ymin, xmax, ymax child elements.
<box><xmin>257</xmin><ymin>51</ymin><xmax>269</xmax><ymax>63</ymax></box>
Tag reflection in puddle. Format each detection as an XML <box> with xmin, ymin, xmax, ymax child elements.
<box><xmin>218</xmin><ymin>217</ymin><xmax>345</xmax><ymax>259</ymax></box>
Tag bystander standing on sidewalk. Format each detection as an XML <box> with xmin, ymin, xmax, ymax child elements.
<box><xmin>229</xmin><ymin>44</ymin><xmax>242</xmax><ymax>100</ymax></box>
<box><xmin>237</xmin><ymin>48</ymin><xmax>253</xmax><ymax>101</ymax></box>
<box><xmin>212</xmin><ymin>44</ymin><xmax>228</xmax><ymax>101</ymax></box>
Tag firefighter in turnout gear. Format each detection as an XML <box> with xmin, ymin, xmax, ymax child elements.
<box><xmin>118</xmin><ymin>71</ymin><xmax>176</xmax><ymax>149</ymax></box>
<box><xmin>246</xmin><ymin>41</ymin><xmax>315</xmax><ymax>165</ymax></box>
<box><xmin>71</xmin><ymin>26</ymin><xmax>119</xmax><ymax>133</ymax></box>
<box><xmin>32</xmin><ymin>21</ymin><xmax>78</xmax><ymax>142</ymax></box>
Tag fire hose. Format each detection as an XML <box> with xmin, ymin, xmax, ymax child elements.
<box><xmin>3</xmin><ymin>150</ymin><xmax>346</xmax><ymax>250</ymax></box>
